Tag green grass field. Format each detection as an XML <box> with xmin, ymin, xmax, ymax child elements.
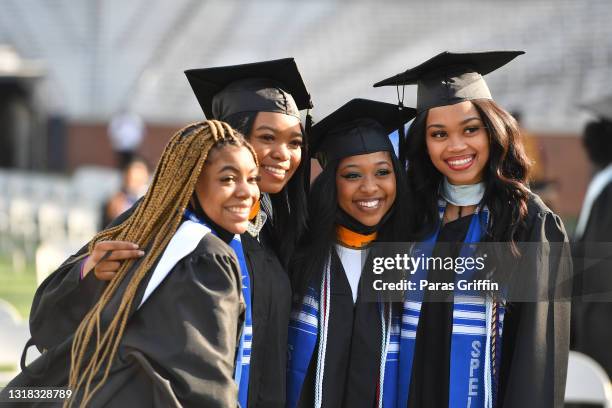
<box><xmin>0</xmin><ymin>255</ymin><xmax>37</xmax><ymax>319</ymax></box>
<box><xmin>0</xmin><ymin>255</ymin><xmax>37</xmax><ymax>380</ymax></box>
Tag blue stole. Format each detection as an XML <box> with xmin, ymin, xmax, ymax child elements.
<box><xmin>286</xmin><ymin>252</ymin><xmax>401</xmax><ymax>408</ymax></box>
<box><xmin>396</xmin><ymin>202</ymin><xmax>505</xmax><ymax>408</ymax></box>
<box><xmin>183</xmin><ymin>210</ymin><xmax>252</xmax><ymax>408</ymax></box>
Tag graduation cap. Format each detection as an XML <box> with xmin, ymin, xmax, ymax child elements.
<box><xmin>310</xmin><ymin>98</ymin><xmax>417</xmax><ymax>163</ymax></box>
<box><xmin>581</xmin><ymin>94</ymin><xmax>612</xmax><ymax>122</ymax></box>
<box><xmin>185</xmin><ymin>58</ymin><xmax>313</xmax><ymax>120</ymax></box>
<box><xmin>373</xmin><ymin>51</ymin><xmax>524</xmax><ymax>112</ymax></box>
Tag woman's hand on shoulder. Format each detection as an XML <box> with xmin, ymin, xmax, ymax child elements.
<box><xmin>83</xmin><ymin>241</ymin><xmax>145</xmax><ymax>280</ymax></box>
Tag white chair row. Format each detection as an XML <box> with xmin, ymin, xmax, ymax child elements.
<box><xmin>0</xmin><ymin>196</ymin><xmax>100</xmax><ymax>247</ymax></box>
<box><xmin>0</xmin><ymin>167</ymin><xmax>121</xmax><ymax>252</ymax></box>
<box><xmin>0</xmin><ymin>167</ymin><xmax>122</xmax><ymax>208</ymax></box>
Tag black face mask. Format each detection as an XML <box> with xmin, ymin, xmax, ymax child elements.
<box><xmin>335</xmin><ymin>204</ymin><xmax>396</xmax><ymax>236</ymax></box>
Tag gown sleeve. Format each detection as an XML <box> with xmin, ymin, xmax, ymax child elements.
<box><xmin>29</xmin><ymin>201</ymin><xmax>139</xmax><ymax>351</ymax></box>
<box><xmin>83</xmin><ymin>234</ymin><xmax>245</xmax><ymax>408</ymax></box>
<box><xmin>499</xmin><ymin>200</ymin><xmax>573</xmax><ymax>408</ymax></box>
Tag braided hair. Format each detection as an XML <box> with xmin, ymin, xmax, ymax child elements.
<box><xmin>66</xmin><ymin>120</ymin><xmax>257</xmax><ymax>407</ymax></box>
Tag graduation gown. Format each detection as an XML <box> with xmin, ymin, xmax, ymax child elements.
<box><xmin>571</xmin><ymin>180</ymin><xmax>612</xmax><ymax>377</ymax></box>
<box><xmin>408</xmin><ymin>194</ymin><xmax>572</xmax><ymax>408</ymax></box>
<box><xmin>25</xmin><ymin>202</ymin><xmax>292</xmax><ymax>407</ymax></box>
<box><xmin>407</xmin><ymin>214</ymin><xmax>470</xmax><ymax>407</ymax></box>
<box><xmin>297</xmin><ymin>248</ymin><xmax>382</xmax><ymax>408</ymax></box>
<box><xmin>242</xmin><ymin>227</ymin><xmax>292</xmax><ymax>408</ymax></box>
<box><xmin>3</xmin><ymin>226</ymin><xmax>245</xmax><ymax>407</ymax></box>
<box><xmin>29</xmin><ymin>206</ymin><xmax>135</xmax><ymax>351</ymax></box>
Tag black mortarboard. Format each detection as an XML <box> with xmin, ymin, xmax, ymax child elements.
<box><xmin>373</xmin><ymin>51</ymin><xmax>524</xmax><ymax>112</ymax></box>
<box><xmin>185</xmin><ymin>58</ymin><xmax>313</xmax><ymax>120</ymax></box>
<box><xmin>581</xmin><ymin>94</ymin><xmax>612</xmax><ymax>122</ymax></box>
<box><xmin>311</xmin><ymin>98</ymin><xmax>417</xmax><ymax>163</ymax></box>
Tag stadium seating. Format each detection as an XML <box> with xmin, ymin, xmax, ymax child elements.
<box><xmin>1</xmin><ymin>0</ymin><xmax>611</xmax><ymax>131</ymax></box>
<box><xmin>0</xmin><ymin>168</ymin><xmax>120</xmax><ymax>280</ymax></box>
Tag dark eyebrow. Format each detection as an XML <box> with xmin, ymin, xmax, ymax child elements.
<box><xmin>376</xmin><ymin>160</ymin><xmax>392</xmax><ymax>166</ymax></box>
<box><xmin>254</xmin><ymin>125</ymin><xmax>277</xmax><ymax>133</ymax></box>
<box><xmin>340</xmin><ymin>160</ymin><xmax>391</xmax><ymax>170</ymax></box>
<box><xmin>461</xmin><ymin>117</ymin><xmax>482</xmax><ymax>125</ymax></box>
<box><xmin>340</xmin><ymin>164</ymin><xmax>361</xmax><ymax>171</ymax></box>
<box><xmin>218</xmin><ymin>165</ymin><xmax>239</xmax><ymax>173</ymax></box>
<box><xmin>426</xmin><ymin>116</ymin><xmax>482</xmax><ymax>129</ymax></box>
<box><xmin>255</xmin><ymin>125</ymin><xmax>303</xmax><ymax>138</ymax></box>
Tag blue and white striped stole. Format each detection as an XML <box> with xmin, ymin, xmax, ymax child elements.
<box><xmin>396</xmin><ymin>202</ymin><xmax>505</xmax><ymax>408</ymax></box>
<box><xmin>286</xmin><ymin>253</ymin><xmax>400</xmax><ymax>408</ymax></box>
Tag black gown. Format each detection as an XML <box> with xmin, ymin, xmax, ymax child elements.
<box><xmin>28</xmin><ymin>206</ymin><xmax>136</xmax><ymax>352</ymax></box>
<box><xmin>571</xmin><ymin>180</ymin><xmax>612</xmax><ymax>378</ymax></box>
<box><xmin>3</xmin><ymin>222</ymin><xmax>245</xmax><ymax>407</ymax></box>
<box><xmin>408</xmin><ymin>213</ymin><xmax>470</xmax><ymax>407</ymax></box>
<box><xmin>21</xmin><ymin>202</ymin><xmax>292</xmax><ymax>407</ymax></box>
<box><xmin>242</xmin><ymin>226</ymin><xmax>292</xmax><ymax>408</ymax></box>
<box><xmin>408</xmin><ymin>194</ymin><xmax>572</xmax><ymax>408</ymax></box>
<box><xmin>297</xmin><ymin>249</ymin><xmax>382</xmax><ymax>408</ymax></box>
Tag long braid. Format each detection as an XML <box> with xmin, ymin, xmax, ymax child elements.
<box><xmin>66</xmin><ymin>120</ymin><xmax>255</xmax><ymax>407</ymax></box>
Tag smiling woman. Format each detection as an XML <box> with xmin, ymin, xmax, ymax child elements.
<box><xmin>375</xmin><ymin>50</ymin><xmax>572</xmax><ymax>408</ymax></box>
<box><xmin>196</xmin><ymin>144</ymin><xmax>260</xmax><ymax>234</ymax></box>
<box><xmin>336</xmin><ymin>151</ymin><xmax>397</xmax><ymax>227</ymax></box>
<box><xmin>185</xmin><ymin>58</ymin><xmax>313</xmax><ymax>407</ymax></box>
<box><xmin>185</xmin><ymin>58</ymin><xmax>312</xmax><ymax>265</ymax></box>
<box><xmin>425</xmin><ymin>101</ymin><xmax>490</xmax><ymax>186</ymax></box>
<box><xmin>287</xmin><ymin>99</ymin><xmax>415</xmax><ymax>408</ymax></box>
<box><xmin>3</xmin><ymin>121</ymin><xmax>261</xmax><ymax>407</ymax></box>
<box><xmin>247</xmin><ymin>112</ymin><xmax>303</xmax><ymax>194</ymax></box>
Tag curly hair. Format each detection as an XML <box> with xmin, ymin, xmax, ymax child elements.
<box><xmin>403</xmin><ymin>99</ymin><xmax>532</xmax><ymax>253</ymax></box>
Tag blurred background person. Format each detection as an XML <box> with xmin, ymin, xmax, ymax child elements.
<box><xmin>573</xmin><ymin>96</ymin><xmax>612</xmax><ymax>245</ymax></box>
<box><xmin>108</xmin><ymin>108</ymin><xmax>146</xmax><ymax>169</ymax></box>
<box><xmin>102</xmin><ymin>155</ymin><xmax>150</xmax><ymax>226</ymax></box>
<box><xmin>571</xmin><ymin>94</ymin><xmax>612</xmax><ymax>380</ymax></box>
